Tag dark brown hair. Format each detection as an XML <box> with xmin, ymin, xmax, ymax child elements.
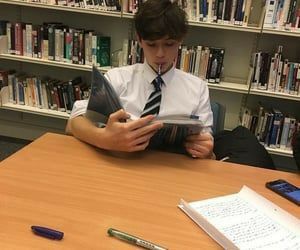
<box><xmin>134</xmin><ymin>0</ymin><xmax>188</xmax><ymax>41</ymax></box>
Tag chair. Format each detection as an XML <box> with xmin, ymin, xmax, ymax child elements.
<box><xmin>210</xmin><ymin>101</ymin><xmax>226</xmax><ymax>135</ymax></box>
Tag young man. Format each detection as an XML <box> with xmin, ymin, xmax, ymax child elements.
<box><xmin>66</xmin><ymin>0</ymin><xmax>214</xmax><ymax>159</ymax></box>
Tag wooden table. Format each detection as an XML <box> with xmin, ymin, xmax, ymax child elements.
<box><xmin>0</xmin><ymin>133</ymin><xmax>299</xmax><ymax>249</ymax></box>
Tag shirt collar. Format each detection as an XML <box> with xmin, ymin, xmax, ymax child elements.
<box><xmin>143</xmin><ymin>61</ymin><xmax>175</xmax><ymax>86</ymax></box>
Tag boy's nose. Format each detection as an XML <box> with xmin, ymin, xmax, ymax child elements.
<box><xmin>156</xmin><ymin>46</ymin><xmax>165</xmax><ymax>57</ymax></box>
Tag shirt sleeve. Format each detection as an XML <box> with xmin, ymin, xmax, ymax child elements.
<box><xmin>195</xmin><ymin>80</ymin><xmax>213</xmax><ymax>133</ymax></box>
<box><xmin>69</xmin><ymin>100</ymin><xmax>88</xmax><ymax>119</ymax></box>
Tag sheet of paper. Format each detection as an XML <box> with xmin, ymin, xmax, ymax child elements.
<box><xmin>188</xmin><ymin>186</ymin><xmax>300</xmax><ymax>249</ymax></box>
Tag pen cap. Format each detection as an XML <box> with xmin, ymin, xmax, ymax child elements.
<box><xmin>31</xmin><ymin>226</ymin><xmax>64</xmax><ymax>240</ymax></box>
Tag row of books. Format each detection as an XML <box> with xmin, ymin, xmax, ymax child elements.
<box><xmin>17</xmin><ymin>0</ymin><xmax>121</xmax><ymax>11</ymax></box>
<box><xmin>183</xmin><ymin>0</ymin><xmax>262</xmax><ymax>26</ymax></box>
<box><xmin>0</xmin><ymin>69</ymin><xmax>89</xmax><ymax>113</ymax></box>
<box><xmin>250</xmin><ymin>45</ymin><xmax>300</xmax><ymax>95</ymax></box>
<box><xmin>117</xmin><ymin>39</ymin><xmax>225</xmax><ymax>84</ymax></box>
<box><xmin>119</xmin><ymin>39</ymin><xmax>144</xmax><ymax>66</ymax></box>
<box><xmin>241</xmin><ymin>105</ymin><xmax>299</xmax><ymax>150</ymax></box>
<box><xmin>176</xmin><ymin>45</ymin><xmax>225</xmax><ymax>83</ymax></box>
<box><xmin>0</xmin><ymin>20</ymin><xmax>111</xmax><ymax>67</ymax></box>
<box><xmin>5</xmin><ymin>0</ymin><xmax>262</xmax><ymax>28</ymax></box>
<box><xmin>10</xmin><ymin>0</ymin><xmax>300</xmax><ymax>31</ymax></box>
<box><xmin>264</xmin><ymin>0</ymin><xmax>300</xmax><ymax>30</ymax></box>
<box><xmin>125</xmin><ymin>0</ymin><xmax>264</xmax><ymax>27</ymax></box>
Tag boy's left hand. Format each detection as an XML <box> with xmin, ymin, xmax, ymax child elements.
<box><xmin>184</xmin><ymin>132</ymin><xmax>214</xmax><ymax>159</ymax></box>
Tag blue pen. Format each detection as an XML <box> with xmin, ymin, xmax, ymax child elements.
<box><xmin>31</xmin><ymin>226</ymin><xmax>64</xmax><ymax>240</ymax></box>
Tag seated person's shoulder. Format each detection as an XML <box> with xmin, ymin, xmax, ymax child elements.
<box><xmin>175</xmin><ymin>68</ymin><xmax>207</xmax><ymax>84</ymax></box>
<box><xmin>106</xmin><ymin>64</ymin><xmax>142</xmax><ymax>79</ymax></box>
<box><xmin>69</xmin><ymin>99</ymin><xmax>88</xmax><ymax>119</ymax></box>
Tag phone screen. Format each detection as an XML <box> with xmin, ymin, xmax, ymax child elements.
<box><xmin>266</xmin><ymin>179</ymin><xmax>300</xmax><ymax>206</ymax></box>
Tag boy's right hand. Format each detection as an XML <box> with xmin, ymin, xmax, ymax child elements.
<box><xmin>98</xmin><ymin>109</ymin><xmax>163</xmax><ymax>152</ymax></box>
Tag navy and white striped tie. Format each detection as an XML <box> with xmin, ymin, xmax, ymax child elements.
<box><xmin>141</xmin><ymin>75</ymin><xmax>163</xmax><ymax>117</ymax></box>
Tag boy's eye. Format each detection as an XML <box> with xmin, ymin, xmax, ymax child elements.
<box><xmin>165</xmin><ymin>42</ymin><xmax>175</xmax><ymax>47</ymax></box>
<box><xmin>147</xmin><ymin>43</ymin><xmax>156</xmax><ymax>47</ymax></box>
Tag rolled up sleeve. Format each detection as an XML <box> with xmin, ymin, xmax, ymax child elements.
<box><xmin>69</xmin><ymin>100</ymin><xmax>88</xmax><ymax>119</ymax></box>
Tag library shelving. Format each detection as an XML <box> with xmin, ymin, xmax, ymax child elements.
<box><xmin>0</xmin><ymin>0</ymin><xmax>122</xmax><ymax>17</ymax></box>
<box><xmin>0</xmin><ymin>54</ymin><xmax>112</xmax><ymax>72</ymax></box>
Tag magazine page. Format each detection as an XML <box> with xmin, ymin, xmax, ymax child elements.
<box><xmin>85</xmin><ymin>66</ymin><xmax>123</xmax><ymax>126</ymax></box>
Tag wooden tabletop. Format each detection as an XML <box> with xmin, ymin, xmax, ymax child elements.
<box><xmin>0</xmin><ymin>133</ymin><xmax>299</xmax><ymax>249</ymax></box>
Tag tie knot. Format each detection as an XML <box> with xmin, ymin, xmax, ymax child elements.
<box><xmin>152</xmin><ymin>76</ymin><xmax>163</xmax><ymax>91</ymax></box>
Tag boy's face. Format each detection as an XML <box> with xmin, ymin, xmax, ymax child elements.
<box><xmin>138</xmin><ymin>36</ymin><xmax>182</xmax><ymax>74</ymax></box>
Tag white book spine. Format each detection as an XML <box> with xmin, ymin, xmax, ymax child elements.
<box><xmin>264</xmin><ymin>0</ymin><xmax>278</xmax><ymax>27</ymax></box>
<box><xmin>194</xmin><ymin>46</ymin><xmax>202</xmax><ymax>77</ymax></box>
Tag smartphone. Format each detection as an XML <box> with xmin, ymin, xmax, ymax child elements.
<box><xmin>266</xmin><ymin>179</ymin><xmax>300</xmax><ymax>206</ymax></box>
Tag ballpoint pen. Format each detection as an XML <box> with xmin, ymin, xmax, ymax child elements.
<box><xmin>107</xmin><ymin>228</ymin><xmax>168</xmax><ymax>250</ymax></box>
<box><xmin>158</xmin><ymin>64</ymin><xmax>162</xmax><ymax>76</ymax></box>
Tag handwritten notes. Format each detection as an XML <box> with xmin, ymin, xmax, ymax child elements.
<box><xmin>179</xmin><ymin>186</ymin><xmax>300</xmax><ymax>249</ymax></box>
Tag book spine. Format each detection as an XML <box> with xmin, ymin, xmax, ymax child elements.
<box><xmin>48</xmin><ymin>25</ymin><xmax>55</xmax><ymax>60</ymax></box>
<box><xmin>15</xmin><ymin>22</ymin><xmax>24</xmax><ymax>56</ymax></box>
<box><xmin>269</xmin><ymin>110</ymin><xmax>283</xmax><ymax>148</ymax></box>
<box><xmin>97</xmin><ymin>36</ymin><xmax>111</xmax><ymax>67</ymax></box>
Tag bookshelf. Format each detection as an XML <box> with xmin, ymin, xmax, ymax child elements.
<box><xmin>0</xmin><ymin>1</ymin><xmax>299</xmax><ymax>160</ymax></box>
<box><xmin>0</xmin><ymin>0</ymin><xmax>122</xmax><ymax>17</ymax></box>
<box><xmin>1</xmin><ymin>102</ymin><xmax>69</xmax><ymax>119</ymax></box>
<box><xmin>262</xmin><ymin>28</ymin><xmax>300</xmax><ymax>38</ymax></box>
<box><xmin>0</xmin><ymin>54</ymin><xmax>112</xmax><ymax>72</ymax></box>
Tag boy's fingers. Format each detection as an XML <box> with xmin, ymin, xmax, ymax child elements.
<box><xmin>186</xmin><ymin>132</ymin><xmax>213</xmax><ymax>142</ymax></box>
<box><xmin>128</xmin><ymin>115</ymin><xmax>161</xmax><ymax>130</ymax></box>
<box><xmin>109</xmin><ymin>109</ymin><xmax>130</xmax><ymax>122</ymax></box>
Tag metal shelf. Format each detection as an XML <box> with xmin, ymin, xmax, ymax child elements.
<box><xmin>265</xmin><ymin>146</ymin><xmax>293</xmax><ymax>157</ymax></box>
<box><xmin>1</xmin><ymin>102</ymin><xmax>70</xmax><ymax>119</ymax></box>
<box><xmin>262</xmin><ymin>27</ymin><xmax>300</xmax><ymax>37</ymax></box>
<box><xmin>250</xmin><ymin>88</ymin><xmax>300</xmax><ymax>101</ymax></box>
<box><xmin>188</xmin><ymin>20</ymin><xmax>261</xmax><ymax>33</ymax></box>
<box><xmin>208</xmin><ymin>82</ymin><xmax>249</xmax><ymax>94</ymax></box>
<box><xmin>0</xmin><ymin>54</ymin><xmax>111</xmax><ymax>73</ymax></box>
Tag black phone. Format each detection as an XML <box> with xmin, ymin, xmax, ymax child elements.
<box><xmin>266</xmin><ymin>179</ymin><xmax>300</xmax><ymax>206</ymax></box>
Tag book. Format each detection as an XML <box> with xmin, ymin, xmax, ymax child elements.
<box><xmin>85</xmin><ymin>67</ymin><xmax>204</xmax><ymax>149</ymax></box>
<box><xmin>84</xmin><ymin>66</ymin><xmax>122</xmax><ymax>126</ymax></box>
<box><xmin>179</xmin><ymin>186</ymin><xmax>300</xmax><ymax>249</ymax></box>
<box><xmin>247</xmin><ymin>0</ymin><xmax>266</xmax><ymax>27</ymax></box>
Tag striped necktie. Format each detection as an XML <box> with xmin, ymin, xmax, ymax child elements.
<box><xmin>141</xmin><ymin>75</ymin><xmax>163</xmax><ymax>117</ymax></box>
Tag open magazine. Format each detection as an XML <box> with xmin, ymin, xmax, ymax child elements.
<box><xmin>85</xmin><ymin>66</ymin><xmax>123</xmax><ymax>126</ymax></box>
<box><xmin>85</xmin><ymin>67</ymin><xmax>204</xmax><ymax>151</ymax></box>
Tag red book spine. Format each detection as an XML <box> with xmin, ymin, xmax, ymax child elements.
<box><xmin>15</xmin><ymin>23</ymin><xmax>24</xmax><ymax>56</ymax></box>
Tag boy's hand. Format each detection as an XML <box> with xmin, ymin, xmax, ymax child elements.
<box><xmin>184</xmin><ymin>132</ymin><xmax>214</xmax><ymax>159</ymax></box>
<box><xmin>99</xmin><ymin>109</ymin><xmax>163</xmax><ymax>152</ymax></box>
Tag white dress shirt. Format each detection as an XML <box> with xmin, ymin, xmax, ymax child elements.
<box><xmin>70</xmin><ymin>62</ymin><xmax>213</xmax><ymax>129</ymax></box>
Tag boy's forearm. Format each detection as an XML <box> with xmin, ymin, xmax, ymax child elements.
<box><xmin>66</xmin><ymin>116</ymin><xmax>105</xmax><ymax>148</ymax></box>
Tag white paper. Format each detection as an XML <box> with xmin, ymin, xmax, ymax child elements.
<box><xmin>180</xmin><ymin>186</ymin><xmax>300</xmax><ymax>250</ymax></box>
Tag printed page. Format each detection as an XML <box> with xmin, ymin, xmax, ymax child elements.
<box><xmin>186</xmin><ymin>186</ymin><xmax>300</xmax><ymax>249</ymax></box>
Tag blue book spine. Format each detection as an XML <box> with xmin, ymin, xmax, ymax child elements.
<box><xmin>269</xmin><ymin>110</ymin><xmax>283</xmax><ymax>148</ymax></box>
<box><xmin>286</xmin><ymin>63</ymin><xmax>294</xmax><ymax>93</ymax></box>
<box><xmin>279</xmin><ymin>117</ymin><xmax>291</xmax><ymax>148</ymax></box>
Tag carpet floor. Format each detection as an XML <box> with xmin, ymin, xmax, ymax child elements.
<box><xmin>0</xmin><ymin>136</ymin><xmax>31</xmax><ymax>161</ymax></box>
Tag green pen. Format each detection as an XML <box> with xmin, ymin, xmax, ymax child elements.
<box><xmin>107</xmin><ymin>228</ymin><xmax>168</xmax><ymax>250</ymax></box>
